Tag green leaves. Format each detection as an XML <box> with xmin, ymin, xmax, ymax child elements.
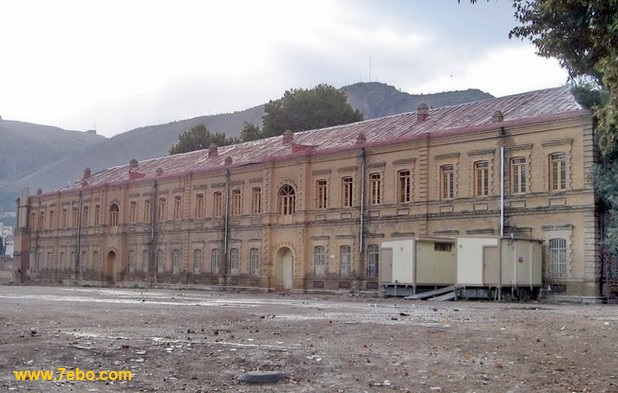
<box><xmin>262</xmin><ymin>84</ymin><xmax>363</xmax><ymax>137</ymax></box>
<box><xmin>169</xmin><ymin>124</ymin><xmax>237</xmax><ymax>155</ymax></box>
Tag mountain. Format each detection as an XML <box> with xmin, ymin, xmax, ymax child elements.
<box><xmin>0</xmin><ymin>83</ymin><xmax>492</xmax><ymax>213</ymax></box>
<box><xmin>343</xmin><ymin>82</ymin><xmax>493</xmax><ymax>118</ymax></box>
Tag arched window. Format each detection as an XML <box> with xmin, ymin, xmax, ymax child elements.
<box><xmin>39</xmin><ymin>211</ymin><xmax>46</xmax><ymax>230</ymax></box>
<box><xmin>231</xmin><ymin>189</ymin><xmax>242</xmax><ymax>216</ymax></box>
<box><xmin>279</xmin><ymin>185</ymin><xmax>296</xmax><ymax>215</ymax></box>
<box><xmin>213</xmin><ymin>192</ymin><xmax>223</xmax><ymax>217</ymax></box>
<box><xmin>173</xmin><ymin>196</ymin><xmax>182</xmax><ymax>220</ymax></box>
<box><xmin>109</xmin><ymin>203</ymin><xmax>119</xmax><ymax>226</ymax></box>
<box><xmin>48</xmin><ymin>210</ymin><xmax>55</xmax><ymax>230</ymax></box>
<box><xmin>195</xmin><ymin>194</ymin><xmax>205</xmax><ymax>219</ymax></box>
<box><xmin>158</xmin><ymin>197</ymin><xmax>167</xmax><ymax>221</ymax></box>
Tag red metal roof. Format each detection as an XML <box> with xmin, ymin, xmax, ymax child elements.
<box><xmin>77</xmin><ymin>86</ymin><xmax>587</xmax><ymax>188</ymax></box>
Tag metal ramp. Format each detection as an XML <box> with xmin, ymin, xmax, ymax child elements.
<box><xmin>404</xmin><ymin>285</ymin><xmax>457</xmax><ymax>301</ymax></box>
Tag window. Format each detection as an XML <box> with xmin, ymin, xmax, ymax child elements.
<box><xmin>80</xmin><ymin>251</ymin><xmax>86</xmax><ymax>272</ymax></box>
<box><xmin>157</xmin><ymin>249</ymin><xmax>165</xmax><ymax>273</ymax></box>
<box><xmin>370</xmin><ymin>173</ymin><xmax>381</xmax><ymax>205</ymax></box>
<box><xmin>474</xmin><ymin>161</ymin><xmax>489</xmax><ymax>196</ymax></box>
<box><xmin>72</xmin><ymin>207</ymin><xmax>79</xmax><ymax>227</ymax></box>
<box><xmin>231</xmin><ymin>189</ymin><xmax>242</xmax><ymax>216</ymax></box>
<box><xmin>250</xmin><ymin>248</ymin><xmax>260</xmax><ymax>276</ymax></box>
<box><xmin>82</xmin><ymin>205</ymin><xmax>89</xmax><ymax>227</ymax></box>
<box><xmin>213</xmin><ymin>191</ymin><xmax>223</xmax><ymax>217</ymax></box>
<box><xmin>94</xmin><ymin>205</ymin><xmax>100</xmax><ymax>226</ymax></box>
<box><xmin>36</xmin><ymin>252</ymin><xmax>43</xmax><ymax>271</ymax></box>
<box><xmin>109</xmin><ymin>203</ymin><xmax>119</xmax><ymax>226</ymax></box>
<box><xmin>62</xmin><ymin>208</ymin><xmax>68</xmax><ymax>228</ymax></box>
<box><xmin>340</xmin><ymin>246</ymin><xmax>352</xmax><ymax>277</ymax></box>
<box><xmin>211</xmin><ymin>248</ymin><xmax>220</xmax><ymax>274</ymax></box>
<box><xmin>92</xmin><ymin>251</ymin><xmax>99</xmax><ymax>272</ymax></box>
<box><xmin>279</xmin><ymin>185</ymin><xmax>296</xmax><ymax>215</ymax></box>
<box><xmin>70</xmin><ymin>251</ymin><xmax>76</xmax><ymax>271</ymax></box>
<box><xmin>158</xmin><ymin>197</ymin><xmax>167</xmax><ymax>221</ymax></box>
<box><xmin>230</xmin><ymin>248</ymin><xmax>239</xmax><ymax>274</ymax></box>
<box><xmin>172</xmin><ymin>249</ymin><xmax>181</xmax><ymax>274</ymax></box>
<box><xmin>342</xmin><ymin>177</ymin><xmax>353</xmax><ymax>207</ymax></box>
<box><xmin>47</xmin><ymin>252</ymin><xmax>53</xmax><ymax>271</ymax></box>
<box><xmin>193</xmin><ymin>249</ymin><xmax>202</xmax><ymax>274</ymax></box>
<box><xmin>60</xmin><ymin>252</ymin><xmax>66</xmax><ymax>271</ymax></box>
<box><xmin>314</xmin><ymin>246</ymin><xmax>326</xmax><ymax>276</ymax></box>
<box><xmin>129</xmin><ymin>201</ymin><xmax>138</xmax><ymax>223</ymax></box>
<box><xmin>142</xmin><ymin>250</ymin><xmax>149</xmax><ymax>273</ymax></box>
<box><xmin>397</xmin><ymin>170</ymin><xmax>411</xmax><ymax>203</ymax></box>
<box><xmin>48</xmin><ymin>210</ymin><xmax>54</xmax><ymax>230</ymax></box>
<box><xmin>440</xmin><ymin>164</ymin><xmax>454</xmax><ymax>200</ymax></box>
<box><xmin>434</xmin><ymin>242</ymin><xmax>453</xmax><ymax>252</ymax></box>
<box><xmin>548</xmin><ymin>238</ymin><xmax>567</xmax><ymax>279</ymax></box>
<box><xmin>367</xmin><ymin>244</ymin><xmax>379</xmax><ymax>278</ymax></box>
<box><xmin>144</xmin><ymin>200</ymin><xmax>151</xmax><ymax>223</ymax></box>
<box><xmin>128</xmin><ymin>250</ymin><xmax>136</xmax><ymax>273</ymax></box>
<box><xmin>30</xmin><ymin>212</ymin><xmax>36</xmax><ymax>230</ymax></box>
<box><xmin>173</xmin><ymin>196</ymin><xmax>182</xmax><ymax>220</ymax></box>
<box><xmin>39</xmin><ymin>211</ymin><xmax>46</xmax><ymax>230</ymax></box>
<box><xmin>316</xmin><ymin>180</ymin><xmax>328</xmax><ymax>209</ymax></box>
<box><xmin>195</xmin><ymin>194</ymin><xmax>205</xmax><ymax>219</ymax></box>
<box><xmin>511</xmin><ymin>157</ymin><xmax>527</xmax><ymax>194</ymax></box>
<box><xmin>251</xmin><ymin>187</ymin><xmax>262</xmax><ymax>214</ymax></box>
<box><xmin>549</xmin><ymin>153</ymin><xmax>567</xmax><ymax>191</ymax></box>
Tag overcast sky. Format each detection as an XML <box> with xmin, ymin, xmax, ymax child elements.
<box><xmin>0</xmin><ymin>0</ymin><xmax>569</xmax><ymax>138</ymax></box>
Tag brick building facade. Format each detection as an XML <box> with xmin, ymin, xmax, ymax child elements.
<box><xmin>13</xmin><ymin>86</ymin><xmax>608</xmax><ymax>300</ymax></box>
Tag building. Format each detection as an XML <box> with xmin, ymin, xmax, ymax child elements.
<box><xmin>13</xmin><ymin>86</ymin><xmax>610</xmax><ymax>301</ymax></box>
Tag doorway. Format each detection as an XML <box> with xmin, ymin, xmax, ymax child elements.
<box><xmin>104</xmin><ymin>250</ymin><xmax>116</xmax><ymax>284</ymax></box>
<box><xmin>275</xmin><ymin>247</ymin><xmax>293</xmax><ymax>289</ymax></box>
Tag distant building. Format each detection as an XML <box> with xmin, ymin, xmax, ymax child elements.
<box><xmin>12</xmin><ymin>87</ymin><xmax>611</xmax><ymax>301</ymax></box>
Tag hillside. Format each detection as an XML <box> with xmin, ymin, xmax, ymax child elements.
<box><xmin>0</xmin><ymin>83</ymin><xmax>492</xmax><ymax>213</ymax></box>
<box><xmin>343</xmin><ymin>82</ymin><xmax>493</xmax><ymax>118</ymax></box>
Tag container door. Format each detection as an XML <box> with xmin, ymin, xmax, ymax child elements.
<box><xmin>380</xmin><ymin>248</ymin><xmax>393</xmax><ymax>283</ymax></box>
<box><xmin>482</xmin><ymin>246</ymin><xmax>500</xmax><ymax>286</ymax></box>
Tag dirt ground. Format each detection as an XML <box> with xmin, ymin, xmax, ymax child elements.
<box><xmin>0</xmin><ymin>286</ymin><xmax>617</xmax><ymax>393</ymax></box>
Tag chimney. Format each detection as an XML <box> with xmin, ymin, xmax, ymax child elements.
<box><xmin>417</xmin><ymin>103</ymin><xmax>429</xmax><ymax>122</ymax></box>
<box><xmin>208</xmin><ymin>143</ymin><xmax>218</xmax><ymax>157</ymax></box>
<box><xmin>225</xmin><ymin>156</ymin><xmax>233</xmax><ymax>166</ymax></box>
<box><xmin>83</xmin><ymin>167</ymin><xmax>91</xmax><ymax>179</ymax></box>
<box><xmin>356</xmin><ymin>132</ymin><xmax>366</xmax><ymax>145</ymax></box>
<box><xmin>492</xmin><ymin>110</ymin><xmax>504</xmax><ymax>123</ymax></box>
<box><xmin>282</xmin><ymin>130</ymin><xmax>294</xmax><ymax>144</ymax></box>
<box><xmin>129</xmin><ymin>158</ymin><xmax>139</xmax><ymax>169</ymax></box>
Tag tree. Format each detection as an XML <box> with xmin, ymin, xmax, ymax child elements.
<box><xmin>262</xmin><ymin>84</ymin><xmax>363</xmax><ymax>137</ymax></box>
<box><xmin>169</xmin><ymin>124</ymin><xmax>237</xmax><ymax>155</ymax></box>
<box><xmin>239</xmin><ymin>122</ymin><xmax>263</xmax><ymax>142</ymax></box>
<box><xmin>503</xmin><ymin>0</ymin><xmax>618</xmax><ymax>252</ymax></box>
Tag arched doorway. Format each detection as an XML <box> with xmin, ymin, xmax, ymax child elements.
<box><xmin>275</xmin><ymin>247</ymin><xmax>293</xmax><ymax>289</ymax></box>
<box><xmin>104</xmin><ymin>250</ymin><xmax>116</xmax><ymax>284</ymax></box>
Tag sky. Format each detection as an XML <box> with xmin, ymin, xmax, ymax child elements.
<box><xmin>0</xmin><ymin>0</ymin><xmax>569</xmax><ymax>138</ymax></box>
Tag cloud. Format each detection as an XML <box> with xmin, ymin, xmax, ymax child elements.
<box><xmin>0</xmin><ymin>0</ymin><xmax>570</xmax><ymax>137</ymax></box>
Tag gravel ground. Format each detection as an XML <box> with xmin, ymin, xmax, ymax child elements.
<box><xmin>0</xmin><ymin>286</ymin><xmax>617</xmax><ymax>392</ymax></box>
